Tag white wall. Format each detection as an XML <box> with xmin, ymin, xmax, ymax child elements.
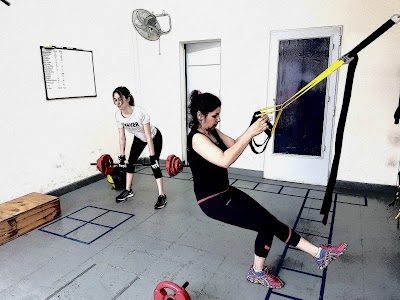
<box><xmin>0</xmin><ymin>0</ymin><xmax>137</xmax><ymax>203</ymax></box>
<box><xmin>1</xmin><ymin>0</ymin><xmax>399</xmax><ymax>204</ymax></box>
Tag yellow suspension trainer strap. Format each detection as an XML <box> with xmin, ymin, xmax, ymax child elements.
<box><xmin>250</xmin><ymin>14</ymin><xmax>399</xmax><ymax>225</ymax></box>
<box><xmin>248</xmin><ymin>59</ymin><xmax>345</xmax><ymax>155</ymax></box>
<box><xmin>257</xmin><ymin>59</ymin><xmax>345</xmax><ymax>134</ymax></box>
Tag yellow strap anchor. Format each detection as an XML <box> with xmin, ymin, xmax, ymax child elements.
<box><xmin>258</xmin><ymin>14</ymin><xmax>400</xmax><ymax>137</ymax></box>
<box><xmin>256</xmin><ymin>58</ymin><xmax>347</xmax><ymax>134</ymax></box>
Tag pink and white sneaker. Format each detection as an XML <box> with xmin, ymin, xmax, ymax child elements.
<box><xmin>315</xmin><ymin>242</ymin><xmax>348</xmax><ymax>270</ymax></box>
<box><xmin>246</xmin><ymin>266</ymin><xmax>284</xmax><ymax>289</ymax></box>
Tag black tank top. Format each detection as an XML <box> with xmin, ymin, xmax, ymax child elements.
<box><xmin>187</xmin><ymin>128</ymin><xmax>230</xmax><ymax>200</ymax></box>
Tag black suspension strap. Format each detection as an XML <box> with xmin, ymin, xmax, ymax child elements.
<box><xmin>320</xmin><ymin>14</ymin><xmax>400</xmax><ymax>224</ymax></box>
<box><xmin>394</xmin><ymin>94</ymin><xmax>400</xmax><ymax>124</ymax></box>
<box><xmin>249</xmin><ymin>111</ymin><xmax>272</xmax><ymax>154</ymax></box>
<box><xmin>321</xmin><ymin>55</ymin><xmax>358</xmax><ymax>224</ymax></box>
<box><xmin>249</xmin><ymin>136</ymin><xmax>270</xmax><ymax>154</ymax></box>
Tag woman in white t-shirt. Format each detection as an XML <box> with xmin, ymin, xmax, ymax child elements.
<box><xmin>113</xmin><ymin>86</ymin><xmax>167</xmax><ymax>209</ymax></box>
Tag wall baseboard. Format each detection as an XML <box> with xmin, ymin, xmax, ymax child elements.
<box><xmin>335</xmin><ymin>180</ymin><xmax>397</xmax><ymax>196</ymax></box>
<box><xmin>48</xmin><ymin>165</ymin><xmax>397</xmax><ymax>198</ymax></box>
<box><xmin>228</xmin><ymin>167</ymin><xmax>397</xmax><ymax>196</ymax></box>
<box><xmin>47</xmin><ymin>174</ymin><xmax>105</xmax><ymax>197</ymax></box>
<box><xmin>228</xmin><ymin>167</ymin><xmax>263</xmax><ymax>178</ymax></box>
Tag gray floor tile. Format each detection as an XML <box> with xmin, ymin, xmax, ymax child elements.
<box><xmin>255</xmin><ymin>183</ymin><xmax>282</xmax><ymax>193</ymax></box>
<box><xmin>308</xmin><ymin>189</ymin><xmax>326</xmax><ymax>199</ymax></box>
<box><xmin>231</xmin><ymin>180</ymin><xmax>258</xmax><ymax>189</ymax></box>
<box><xmin>280</xmin><ymin>186</ymin><xmax>309</xmax><ymax>197</ymax></box>
<box><xmin>273</xmin><ymin>267</ymin><xmax>322</xmax><ymax>299</ymax></box>
<box><xmin>0</xmin><ymin>172</ymin><xmax>399</xmax><ymax>300</ymax></box>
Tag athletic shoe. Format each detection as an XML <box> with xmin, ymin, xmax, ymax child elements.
<box><xmin>246</xmin><ymin>266</ymin><xmax>284</xmax><ymax>289</ymax></box>
<box><xmin>154</xmin><ymin>194</ymin><xmax>167</xmax><ymax>209</ymax></box>
<box><xmin>116</xmin><ymin>189</ymin><xmax>134</xmax><ymax>203</ymax></box>
<box><xmin>315</xmin><ymin>242</ymin><xmax>348</xmax><ymax>270</ymax></box>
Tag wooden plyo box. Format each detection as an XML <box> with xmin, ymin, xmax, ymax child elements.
<box><xmin>0</xmin><ymin>192</ymin><xmax>61</xmax><ymax>246</ymax></box>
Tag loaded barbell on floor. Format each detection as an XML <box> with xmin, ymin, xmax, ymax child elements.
<box><xmin>154</xmin><ymin>281</ymin><xmax>191</xmax><ymax>300</ymax></box>
<box><xmin>90</xmin><ymin>154</ymin><xmax>188</xmax><ymax>177</ymax></box>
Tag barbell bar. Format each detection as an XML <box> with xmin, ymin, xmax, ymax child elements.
<box><xmin>90</xmin><ymin>154</ymin><xmax>188</xmax><ymax>177</ymax></box>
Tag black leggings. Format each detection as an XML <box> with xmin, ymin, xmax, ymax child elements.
<box><xmin>126</xmin><ymin>129</ymin><xmax>163</xmax><ymax>176</ymax></box>
<box><xmin>198</xmin><ymin>187</ymin><xmax>301</xmax><ymax>258</ymax></box>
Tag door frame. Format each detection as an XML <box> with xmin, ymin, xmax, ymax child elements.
<box><xmin>179</xmin><ymin>39</ymin><xmax>221</xmax><ymax>164</ymax></box>
<box><xmin>263</xmin><ymin>26</ymin><xmax>342</xmax><ymax>185</ymax></box>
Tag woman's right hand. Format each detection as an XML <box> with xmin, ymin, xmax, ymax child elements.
<box><xmin>118</xmin><ymin>155</ymin><xmax>126</xmax><ymax>166</ymax></box>
<box><xmin>247</xmin><ymin>115</ymin><xmax>270</xmax><ymax>137</ymax></box>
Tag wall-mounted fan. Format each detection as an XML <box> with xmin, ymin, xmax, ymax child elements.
<box><xmin>132</xmin><ymin>9</ymin><xmax>172</xmax><ymax>54</ymax></box>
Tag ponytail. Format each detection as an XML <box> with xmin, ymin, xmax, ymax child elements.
<box><xmin>188</xmin><ymin>90</ymin><xmax>221</xmax><ymax>128</ymax></box>
<box><xmin>128</xmin><ymin>94</ymin><xmax>134</xmax><ymax>106</ymax></box>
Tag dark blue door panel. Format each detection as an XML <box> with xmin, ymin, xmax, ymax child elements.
<box><xmin>274</xmin><ymin>38</ymin><xmax>330</xmax><ymax>156</ymax></box>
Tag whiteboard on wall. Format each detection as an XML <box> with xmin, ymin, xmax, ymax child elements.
<box><xmin>40</xmin><ymin>46</ymin><xmax>97</xmax><ymax>100</ymax></box>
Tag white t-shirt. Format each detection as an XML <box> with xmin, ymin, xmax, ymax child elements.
<box><xmin>115</xmin><ymin>106</ymin><xmax>157</xmax><ymax>142</ymax></box>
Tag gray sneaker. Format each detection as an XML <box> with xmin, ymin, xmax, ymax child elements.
<box><xmin>116</xmin><ymin>189</ymin><xmax>134</xmax><ymax>203</ymax></box>
<box><xmin>154</xmin><ymin>194</ymin><xmax>167</xmax><ymax>209</ymax></box>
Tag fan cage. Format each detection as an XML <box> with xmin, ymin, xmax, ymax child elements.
<box><xmin>132</xmin><ymin>9</ymin><xmax>162</xmax><ymax>41</ymax></box>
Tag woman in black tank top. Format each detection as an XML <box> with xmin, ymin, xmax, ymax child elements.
<box><xmin>187</xmin><ymin>90</ymin><xmax>348</xmax><ymax>289</ymax></box>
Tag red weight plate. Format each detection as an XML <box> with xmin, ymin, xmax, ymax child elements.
<box><xmin>177</xmin><ymin>157</ymin><xmax>183</xmax><ymax>173</ymax></box>
<box><xmin>154</xmin><ymin>281</ymin><xmax>191</xmax><ymax>300</ymax></box>
<box><xmin>173</xmin><ymin>156</ymin><xmax>180</xmax><ymax>176</ymax></box>
<box><xmin>171</xmin><ymin>156</ymin><xmax>178</xmax><ymax>176</ymax></box>
<box><xmin>96</xmin><ymin>155</ymin><xmax>104</xmax><ymax>173</ymax></box>
<box><xmin>96</xmin><ymin>154</ymin><xmax>114</xmax><ymax>175</ymax></box>
<box><xmin>96</xmin><ymin>154</ymin><xmax>107</xmax><ymax>174</ymax></box>
<box><xmin>166</xmin><ymin>154</ymin><xmax>176</xmax><ymax>177</ymax></box>
<box><xmin>103</xmin><ymin>155</ymin><xmax>114</xmax><ymax>175</ymax></box>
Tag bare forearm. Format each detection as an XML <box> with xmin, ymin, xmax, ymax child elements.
<box><xmin>119</xmin><ymin>137</ymin><xmax>126</xmax><ymax>155</ymax></box>
<box><xmin>147</xmin><ymin>138</ymin><xmax>155</xmax><ymax>156</ymax></box>
<box><xmin>220</xmin><ymin>131</ymin><xmax>253</xmax><ymax>168</ymax></box>
<box><xmin>193</xmin><ymin>116</ymin><xmax>269</xmax><ymax>169</ymax></box>
<box><xmin>143</xmin><ymin>123</ymin><xmax>155</xmax><ymax>156</ymax></box>
<box><xmin>193</xmin><ymin>131</ymin><xmax>254</xmax><ymax>169</ymax></box>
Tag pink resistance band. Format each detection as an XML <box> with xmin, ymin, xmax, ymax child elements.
<box><xmin>197</xmin><ymin>188</ymin><xmax>229</xmax><ymax>204</ymax></box>
<box><xmin>265</xmin><ymin>228</ymin><xmax>292</xmax><ymax>250</ymax></box>
<box><xmin>285</xmin><ymin>227</ymin><xmax>292</xmax><ymax>244</ymax></box>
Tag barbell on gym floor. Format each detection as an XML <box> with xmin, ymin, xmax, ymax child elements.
<box><xmin>91</xmin><ymin>154</ymin><xmax>188</xmax><ymax>177</ymax></box>
<box><xmin>154</xmin><ymin>281</ymin><xmax>191</xmax><ymax>300</ymax></box>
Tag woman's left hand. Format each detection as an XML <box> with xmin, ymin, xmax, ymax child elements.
<box><xmin>248</xmin><ymin>115</ymin><xmax>270</xmax><ymax>137</ymax></box>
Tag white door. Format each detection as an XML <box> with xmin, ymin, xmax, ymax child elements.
<box><xmin>263</xmin><ymin>27</ymin><xmax>342</xmax><ymax>185</ymax></box>
<box><xmin>181</xmin><ymin>41</ymin><xmax>221</xmax><ymax>162</ymax></box>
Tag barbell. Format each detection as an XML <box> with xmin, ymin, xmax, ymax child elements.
<box><xmin>91</xmin><ymin>154</ymin><xmax>188</xmax><ymax>177</ymax></box>
<box><xmin>154</xmin><ymin>281</ymin><xmax>191</xmax><ymax>300</ymax></box>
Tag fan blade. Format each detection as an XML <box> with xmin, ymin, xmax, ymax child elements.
<box><xmin>132</xmin><ymin>8</ymin><xmax>162</xmax><ymax>41</ymax></box>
